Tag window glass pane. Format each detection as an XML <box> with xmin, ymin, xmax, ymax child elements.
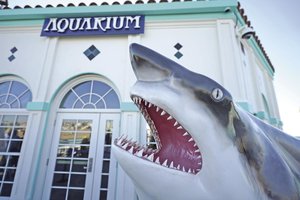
<box><xmin>61</xmin><ymin>120</ymin><xmax>76</xmax><ymax>131</ymax></box>
<box><xmin>0</xmin><ymin>97</ymin><xmax>8</xmax><ymax>108</ymax></box>
<box><xmin>73</xmin><ymin>81</ymin><xmax>91</xmax><ymax>97</ymax></box>
<box><xmin>0</xmin><ymin>141</ymin><xmax>9</xmax><ymax>152</ymax></box>
<box><xmin>92</xmin><ymin>81</ymin><xmax>111</xmax><ymax>96</ymax></box>
<box><xmin>75</xmin><ymin>132</ymin><xmax>91</xmax><ymax>144</ymax></box>
<box><xmin>8</xmin><ymin>141</ymin><xmax>22</xmax><ymax>152</ymax></box>
<box><xmin>57</xmin><ymin>145</ymin><xmax>73</xmax><ymax>158</ymax></box>
<box><xmin>104</xmin><ymin>92</ymin><xmax>120</xmax><ymax>108</ymax></box>
<box><xmin>71</xmin><ymin>159</ymin><xmax>88</xmax><ymax>172</ymax></box>
<box><xmin>74</xmin><ymin>146</ymin><xmax>89</xmax><ymax>158</ymax></box>
<box><xmin>52</xmin><ymin>173</ymin><xmax>69</xmax><ymax>187</ymax></box>
<box><xmin>10</xmin><ymin>101</ymin><xmax>20</xmax><ymax>109</ymax></box>
<box><xmin>0</xmin><ymin>168</ymin><xmax>4</xmax><ymax>179</ymax></box>
<box><xmin>104</xmin><ymin>133</ymin><xmax>112</xmax><ymax>145</ymax></box>
<box><xmin>60</xmin><ymin>132</ymin><xmax>75</xmax><ymax>144</ymax></box>
<box><xmin>103</xmin><ymin>147</ymin><xmax>111</xmax><ymax>159</ymax></box>
<box><xmin>0</xmin><ymin>183</ymin><xmax>12</xmax><ymax>196</ymax></box>
<box><xmin>95</xmin><ymin>100</ymin><xmax>105</xmax><ymax>109</ymax></box>
<box><xmin>83</xmin><ymin>104</ymin><xmax>95</xmax><ymax>109</ymax></box>
<box><xmin>19</xmin><ymin>91</ymin><xmax>32</xmax><ymax>108</ymax></box>
<box><xmin>12</xmin><ymin>128</ymin><xmax>26</xmax><ymax>139</ymax></box>
<box><xmin>50</xmin><ymin>189</ymin><xmax>66</xmax><ymax>200</ymax></box>
<box><xmin>74</xmin><ymin>101</ymin><xmax>84</xmax><ymax>109</ymax></box>
<box><xmin>15</xmin><ymin>116</ymin><xmax>28</xmax><ymax>127</ymax></box>
<box><xmin>68</xmin><ymin>189</ymin><xmax>84</xmax><ymax>200</ymax></box>
<box><xmin>105</xmin><ymin>120</ymin><xmax>113</xmax><ymax>132</ymax></box>
<box><xmin>0</xmin><ymin>82</ymin><xmax>9</xmax><ymax>94</ymax></box>
<box><xmin>60</xmin><ymin>90</ymin><xmax>77</xmax><ymax>109</ymax></box>
<box><xmin>81</xmin><ymin>95</ymin><xmax>90</xmax><ymax>104</ymax></box>
<box><xmin>99</xmin><ymin>190</ymin><xmax>107</xmax><ymax>200</ymax></box>
<box><xmin>102</xmin><ymin>161</ymin><xmax>110</xmax><ymax>173</ymax></box>
<box><xmin>1</xmin><ymin>115</ymin><xmax>15</xmax><ymax>126</ymax></box>
<box><xmin>77</xmin><ymin>120</ymin><xmax>91</xmax><ymax>131</ymax></box>
<box><xmin>7</xmin><ymin>95</ymin><xmax>16</xmax><ymax>105</ymax></box>
<box><xmin>7</xmin><ymin>156</ymin><xmax>19</xmax><ymax>167</ymax></box>
<box><xmin>0</xmin><ymin>127</ymin><xmax>12</xmax><ymax>139</ymax></box>
<box><xmin>0</xmin><ymin>156</ymin><xmax>7</xmax><ymax>166</ymax></box>
<box><xmin>69</xmin><ymin>174</ymin><xmax>86</xmax><ymax>187</ymax></box>
<box><xmin>4</xmin><ymin>169</ymin><xmax>16</xmax><ymax>182</ymax></box>
<box><xmin>91</xmin><ymin>94</ymin><xmax>100</xmax><ymax>104</ymax></box>
<box><xmin>11</xmin><ymin>81</ymin><xmax>27</xmax><ymax>97</ymax></box>
<box><xmin>100</xmin><ymin>175</ymin><xmax>109</xmax><ymax>188</ymax></box>
<box><xmin>55</xmin><ymin>159</ymin><xmax>71</xmax><ymax>172</ymax></box>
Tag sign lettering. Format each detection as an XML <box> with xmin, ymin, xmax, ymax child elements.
<box><xmin>41</xmin><ymin>15</ymin><xmax>145</xmax><ymax>37</ymax></box>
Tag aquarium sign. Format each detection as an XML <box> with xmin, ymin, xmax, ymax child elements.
<box><xmin>41</xmin><ymin>15</ymin><xmax>145</xmax><ymax>37</ymax></box>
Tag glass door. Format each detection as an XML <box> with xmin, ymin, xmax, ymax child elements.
<box><xmin>44</xmin><ymin>113</ymin><xmax>119</xmax><ymax>200</ymax></box>
<box><xmin>91</xmin><ymin>114</ymin><xmax>119</xmax><ymax>200</ymax></box>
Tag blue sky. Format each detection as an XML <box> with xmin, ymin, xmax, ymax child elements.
<box><xmin>6</xmin><ymin>0</ymin><xmax>300</xmax><ymax>136</ymax></box>
<box><xmin>239</xmin><ymin>0</ymin><xmax>300</xmax><ymax>136</ymax></box>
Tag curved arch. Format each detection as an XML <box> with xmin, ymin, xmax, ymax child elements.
<box><xmin>60</xmin><ymin>80</ymin><xmax>120</xmax><ymax>109</ymax></box>
<box><xmin>51</xmin><ymin>73</ymin><xmax>121</xmax><ymax>111</ymax></box>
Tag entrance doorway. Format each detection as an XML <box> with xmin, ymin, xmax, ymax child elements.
<box><xmin>45</xmin><ymin>113</ymin><xmax>119</xmax><ymax>200</ymax></box>
<box><xmin>43</xmin><ymin>79</ymin><xmax>121</xmax><ymax>200</ymax></box>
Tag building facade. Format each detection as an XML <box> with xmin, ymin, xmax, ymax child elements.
<box><xmin>0</xmin><ymin>0</ymin><xmax>282</xmax><ymax>199</ymax></box>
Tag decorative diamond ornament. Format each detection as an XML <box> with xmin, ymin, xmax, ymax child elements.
<box><xmin>84</xmin><ymin>45</ymin><xmax>100</xmax><ymax>61</ymax></box>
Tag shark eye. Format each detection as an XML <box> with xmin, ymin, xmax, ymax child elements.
<box><xmin>211</xmin><ymin>88</ymin><xmax>224</xmax><ymax>102</ymax></box>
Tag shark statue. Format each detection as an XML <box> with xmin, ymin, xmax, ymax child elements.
<box><xmin>112</xmin><ymin>43</ymin><xmax>300</xmax><ymax>200</ymax></box>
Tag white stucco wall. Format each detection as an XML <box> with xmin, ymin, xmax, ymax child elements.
<box><xmin>0</xmin><ymin>13</ymin><xmax>280</xmax><ymax>199</ymax></box>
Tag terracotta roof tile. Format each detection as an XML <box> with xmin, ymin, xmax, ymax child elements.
<box><xmin>89</xmin><ymin>2</ymin><xmax>98</xmax><ymax>6</ymax></box>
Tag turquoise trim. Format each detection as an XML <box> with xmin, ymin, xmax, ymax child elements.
<box><xmin>271</xmin><ymin>118</ymin><xmax>283</xmax><ymax>129</ymax></box>
<box><xmin>255</xmin><ymin>113</ymin><xmax>283</xmax><ymax>129</ymax></box>
<box><xmin>26</xmin><ymin>102</ymin><xmax>50</xmax><ymax>111</ymax></box>
<box><xmin>121</xmin><ymin>102</ymin><xmax>138</xmax><ymax>112</ymax></box>
<box><xmin>0</xmin><ymin>0</ymin><xmax>237</xmax><ymax>21</ymax></box>
<box><xmin>248</xmin><ymin>38</ymin><xmax>274</xmax><ymax>77</ymax></box>
<box><xmin>270</xmin><ymin>117</ymin><xmax>278</xmax><ymax>125</ymax></box>
<box><xmin>236</xmin><ymin>101</ymin><xmax>252</xmax><ymax>113</ymax></box>
<box><xmin>0</xmin><ymin>19</ymin><xmax>43</xmax><ymax>26</ymax></box>
<box><xmin>256</xmin><ymin>111</ymin><xmax>267</xmax><ymax>120</ymax></box>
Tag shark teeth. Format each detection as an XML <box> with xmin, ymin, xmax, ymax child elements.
<box><xmin>115</xmin><ymin>132</ymin><xmax>202</xmax><ymax>174</ymax></box>
<box><xmin>114</xmin><ymin>95</ymin><xmax>203</xmax><ymax>175</ymax></box>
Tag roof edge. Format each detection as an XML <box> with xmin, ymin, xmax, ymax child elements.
<box><xmin>0</xmin><ymin>0</ymin><xmax>237</xmax><ymax>21</ymax></box>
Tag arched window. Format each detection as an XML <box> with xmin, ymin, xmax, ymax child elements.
<box><xmin>0</xmin><ymin>80</ymin><xmax>32</xmax><ymax>109</ymax></box>
<box><xmin>0</xmin><ymin>79</ymin><xmax>32</xmax><ymax>197</ymax></box>
<box><xmin>60</xmin><ymin>80</ymin><xmax>120</xmax><ymax>109</ymax></box>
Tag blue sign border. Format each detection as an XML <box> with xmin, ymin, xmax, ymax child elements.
<box><xmin>41</xmin><ymin>15</ymin><xmax>145</xmax><ymax>37</ymax></box>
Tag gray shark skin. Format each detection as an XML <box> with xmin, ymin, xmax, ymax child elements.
<box><xmin>112</xmin><ymin>43</ymin><xmax>300</xmax><ymax>200</ymax></box>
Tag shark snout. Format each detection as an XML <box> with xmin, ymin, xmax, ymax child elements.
<box><xmin>130</xmin><ymin>43</ymin><xmax>175</xmax><ymax>81</ymax></box>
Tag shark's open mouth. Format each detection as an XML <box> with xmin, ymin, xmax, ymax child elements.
<box><xmin>114</xmin><ymin>96</ymin><xmax>202</xmax><ymax>174</ymax></box>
